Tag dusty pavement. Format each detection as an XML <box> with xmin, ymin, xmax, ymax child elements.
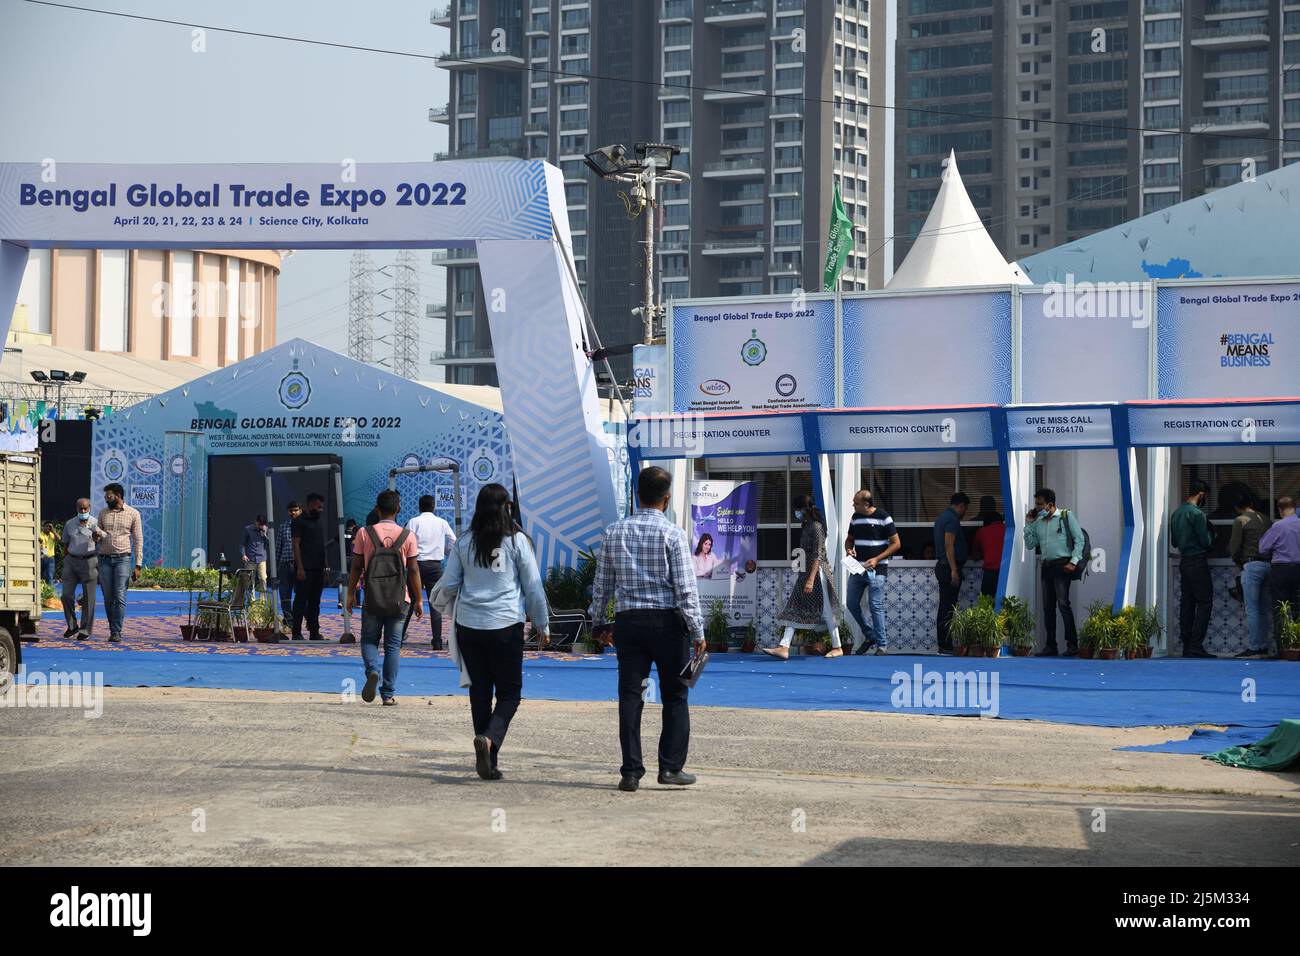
<box><xmin>1</xmin><ymin>687</ymin><xmax>1297</xmax><ymax>866</ymax></box>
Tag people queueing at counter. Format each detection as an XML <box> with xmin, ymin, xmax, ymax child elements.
<box><xmin>932</xmin><ymin>492</ymin><xmax>970</xmax><ymax>654</ymax></box>
<box><xmin>1230</xmin><ymin>491</ymin><xmax>1272</xmax><ymax>659</ymax></box>
<box><xmin>1170</xmin><ymin>480</ymin><xmax>1215</xmax><ymax>658</ymax></box>
<box><xmin>972</xmin><ymin>497</ymin><xmax>1005</xmax><ymax>599</ymax></box>
<box><xmin>1260</xmin><ymin>496</ymin><xmax>1300</xmax><ymax>657</ymax></box>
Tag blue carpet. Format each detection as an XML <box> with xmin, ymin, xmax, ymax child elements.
<box><xmin>19</xmin><ymin>646</ymin><xmax>1300</xmax><ymax>731</ymax></box>
<box><xmin>1118</xmin><ymin>727</ymin><xmax>1274</xmax><ymax>755</ymax></box>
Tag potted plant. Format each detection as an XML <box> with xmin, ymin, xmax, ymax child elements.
<box><xmin>247</xmin><ymin>597</ymin><xmax>279</xmax><ymax>643</ymax></box>
<box><xmin>952</xmin><ymin>595</ymin><xmax>1003</xmax><ymax>657</ymax></box>
<box><xmin>704</xmin><ymin>600</ymin><xmax>730</xmax><ymax>653</ymax></box>
<box><xmin>41</xmin><ymin>581</ymin><xmax>61</xmax><ymax>611</ymax></box>
<box><xmin>741</xmin><ymin>621</ymin><xmax>757</xmax><ymax>654</ymax></box>
<box><xmin>1278</xmin><ymin>601</ymin><xmax>1300</xmax><ymax>661</ymax></box>
<box><xmin>1000</xmin><ymin>595</ymin><xmax>1035</xmax><ymax>656</ymax></box>
<box><xmin>1119</xmin><ymin>605</ymin><xmax>1161</xmax><ymax>658</ymax></box>
<box><xmin>1077</xmin><ymin>601</ymin><xmax>1110</xmax><ymax>659</ymax></box>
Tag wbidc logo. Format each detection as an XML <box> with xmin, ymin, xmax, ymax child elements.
<box><xmin>49</xmin><ymin>886</ymin><xmax>151</xmax><ymax>936</ymax></box>
<box><xmin>699</xmin><ymin>379</ymin><xmax>730</xmax><ymax>396</ymax></box>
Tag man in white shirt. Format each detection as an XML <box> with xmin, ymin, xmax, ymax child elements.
<box><xmin>405</xmin><ymin>494</ymin><xmax>457</xmax><ymax>648</ymax></box>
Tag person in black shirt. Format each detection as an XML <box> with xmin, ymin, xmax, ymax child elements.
<box><xmin>843</xmin><ymin>489</ymin><xmax>901</xmax><ymax>655</ymax></box>
<box><xmin>291</xmin><ymin>492</ymin><xmax>329</xmax><ymax>641</ymax></box>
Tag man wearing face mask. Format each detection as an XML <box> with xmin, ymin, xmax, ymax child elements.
<box><xmin>61</xmin><ymin>497</ymin><xmax>104</xmax><ymax>639</ymax></box>
<box><xmin>1023</xmin><ymin>487</ymin><xmax>1084</xmax><ymax>657</ymax></box>
<box><xmin>291</xmin><ymin>492</ymin><xmax>330</xmax><ymax>641</ymax></box>
<box><xmin>1170</xmin><ymin>479</ymin><xmax>1215</xmax><ymax>658</ymax></box>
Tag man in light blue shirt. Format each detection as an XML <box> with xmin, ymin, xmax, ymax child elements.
<box><xmin>1023</xmin><ymin>487</ymin><xmax>1084</xmax><ymax>657</ymax></box>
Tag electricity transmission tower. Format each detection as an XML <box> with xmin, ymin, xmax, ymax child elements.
<box><xmin>347</xmin><ymin>251</ymin><xmax>375</xmax><ymax>364</ymax></box>
<box><xmin>385</xmin><ymin>250</ymin><xmax>420</xmax><ymax>380</ymax></box>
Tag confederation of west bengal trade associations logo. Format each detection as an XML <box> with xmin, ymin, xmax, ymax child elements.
<box><xmin>278</xmin><ymin>357</ymin><xmax>312</xmax><ymax>410</ymax></box>
<box><xmin>741</xmin><ymin>328</ymin><xmax>768</xmax><ymax>366</ymax></box>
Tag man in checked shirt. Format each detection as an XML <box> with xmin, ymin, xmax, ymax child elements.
<box><xmin>590</xmin><ymin>466</ymin><xmax>706</xmax><ymax>793</ymax></box>
<box><xmin>96</xmin><ymin>482</ymin><xmax>143</xmax><ymax>643</ymax></box>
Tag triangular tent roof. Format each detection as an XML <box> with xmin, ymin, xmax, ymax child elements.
<box><xmin>888</xmin><ymin>150</ymin><xmax>1031</xmax><ymax>290</ymax></box>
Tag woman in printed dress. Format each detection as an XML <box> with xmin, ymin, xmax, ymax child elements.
<box><xmin>762</xmin><ymin>496</ymin><xmax>846</xmax><ymax>660</ymax></box>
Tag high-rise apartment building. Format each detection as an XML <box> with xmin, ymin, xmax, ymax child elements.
<box><xmin>897</xmin><ymin>0</ymin><xmax>1300</xmax><ymax>270</ymax></box>
<box><xmin>431</xmin><ymin>0</ymin><xmax>893</xmax><ymax>384</ymax></box>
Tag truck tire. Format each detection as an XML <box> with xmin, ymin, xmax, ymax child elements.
<box><xmin>0</xmin><ymin>625</ymin><xmax>16</xmax><ymax>693</ymax></box>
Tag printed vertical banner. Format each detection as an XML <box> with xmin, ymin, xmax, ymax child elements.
<box><xmin>689</xmin><ymin>480</ymin><xmax>759</xmax><ymax>629</ymax></box>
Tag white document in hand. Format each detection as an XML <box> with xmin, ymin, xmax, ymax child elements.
<box><xmin>842</xmin><ymin>554</ymin><xmax>866</xmax><ymax>576</ymax></box>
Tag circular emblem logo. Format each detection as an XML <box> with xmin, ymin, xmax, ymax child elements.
<box><xmin>700</xmin><ymin>379</ymin><xmax>731</xmax><ymax>396</ymax></box>
<box><xmin>169</xmin><ymin>455</ymin><xmax>187</xmax><ymax>477</ymax></box>
<box><xmin>741</xmin><ymin>328</ymin><xmax>767</xmax><ymax>367</ymax></box>
<box><xmin>135</xmin><ymin>456</ymin><xmax>163</xmax><ymax>476</ymax></box>
<box><xmin>775</xmin><ymin>373</ymin><xmax>798</xmax><ymax>397</ymax></box>
<box><xmin>470</xmin><ymin>449</ymin><xmax>496</xmax><ymax>482</ymax></box>
<box><xmin>102</xmin><ymin>449</ymin><xmax>127</xmax><ymax>483</ymax></box>
<box><xmin>278</xmin><ymin>357</ymin><xmax>312</xmax><ymax>410</ymax></box>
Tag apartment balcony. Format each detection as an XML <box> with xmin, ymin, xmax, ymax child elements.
<box><xmin>1191</xmin><ymin>105</ymin><xmax>1271</xmax><ymax>131</ymax></box>
<box><xmin>702</xmin><ymin>76</ymin><xmax>768</xmax><ymax>101</ymax></box>
<box><xmin>702</xmin><ymin>237</ymin><xmax>765</xmax><ymax>255</ymax></box>
<box><xmin>657</xmin><ymin>240</ymin><xmax>692</xmax><ymax>254</ymax></box>
<box><xmin>702</xmin><ymin>157</ymin><xmax>766</xmax><ymax>178</ymax></box>
<box><xmin>428</xmin><ymin>103</ymin><xmax>450</xmax><ymax>124</ymax></box>
<box><xmin>768</xmin><ymin>259</ymin><xmax>801</xmax><ymax>274</ymax></box>
<box><xmin>525</xmin><ymin>121</ymin><xmax>549</xmax><ymax>135</ymax></box>
<box><xmin>431</xmin><ymin>348</ymin><xmax>496</xmax><ymax>366</ymax></box>
<box><xmin>430</xmin><ymin>5</ymin><xmax>451</xmax><ymax>27</ymax></box>
<box><xmin>704</xmin><ymin>0</ymin><xmax>769</xmax><ymax>24</ymax></box>
<box><xmin>776</xmin><ymin>0</ymin><xmax>803</xmax><ymax>11</ymax></box>
<box><xmin>433</xmin><ymin>140</ymin><xmax>526</xmax><ymax>161</ymax></box>
<box><xmin>1204</xmin><ymin>0</ymin><xmax>1268</xmax><ymax>14</ymax></box>
<box><xmin>431</xmin><ymin>248</ymin><xmax>480</xmax><ymax>267</ymax></box>
<box><xmin>1189</xmin><ymin>19</ymin><xmax>1271</xmax><ymax>48</ymax></box>
<box><xmin>438</xmin><ymin>44</ymin><xmax>526</xmax><ymax>68</ymax></box>
<box><xmin>659</xmin><ymin>0</ymin><xmax>693</xmax><ymax>23</ymax></box>
<box><xmin>1144</xmin><ymin>146</ymin><xmax>1181</xmax><ymax>160</ymax></box>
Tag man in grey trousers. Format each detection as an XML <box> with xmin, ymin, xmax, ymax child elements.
<box><xmin>60</xmin><ymin>497</ymin><xmax>103</xmax><ymax>639</ymax></box>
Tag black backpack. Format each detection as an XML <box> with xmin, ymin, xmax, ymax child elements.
<box><xmin>1058</xmin><ymin>509</ymin><xmax>1091</xmax><ymax>581</ymax></box>
<box><xmin>363</xmin><ymin>526</ymin><xmax>412</xmax><ymax>616</ymax></box>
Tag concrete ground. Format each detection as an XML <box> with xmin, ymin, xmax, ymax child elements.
<box><xmin>2</xmin><ymin>687</ymin><xmax>1297</xmax><ymax>866</ymax></box>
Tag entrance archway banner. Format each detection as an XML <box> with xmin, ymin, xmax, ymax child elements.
<box><xmin>0</xmin><ymin>159</ymin><xmax>617</xmax><ymax>568</ymax></box>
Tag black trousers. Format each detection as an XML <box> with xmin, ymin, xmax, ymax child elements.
<box><xmin>934</xmin><ymin>562</ymin><xmax>961</xmax><ymax>651</ymax></box>
<box><xmin>980</xmin><ymin>568</ymin><xmax>999</xmax><ymax>598</ymax></box>
<box><xmin>1041</xmin><ymin>562</ymin><xmax>1079</xmax><ymax>651</ymax></box>
<box><xmin>291</xmin><ymin>567</ymin><xmax>326</xmax><ymax>635</ymax></box>
<box><xmin>418</xmin><ymin>560</ymin><xmax>443</xmax><ymax>646</ymax></box>
<box><xmin>1178</xmin><ymin>553</ymin><xmax>1213</xmax><ymax>653</ymax></box>
<box><xmin>458</xmin><ymin>622</ymin><xmax>524</xmax><ymax>766</ymax></box>
<box><xmin>613</xmin><ymin>609</ymin><xmax>691</xmax><ymax>779</ymax></box>
<box><xmin>277</xmin><ymin>561</ymin><xmax>295</xmax><ymax>621</ymax></box>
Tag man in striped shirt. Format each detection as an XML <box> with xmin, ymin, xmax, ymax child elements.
<box><xmin>590</xmin><ymin>466</ymin><xmax>705</xmax><ymax>793</ymax></box>
<box><xmin>274</xmin><ymin>501</ymin><xmax>301</xmax><ymax>628</ymax></box>
<box><xmin>843</xmin><ymin>489</ymin><xmax>901</xmax><ymax>655</ymax></box>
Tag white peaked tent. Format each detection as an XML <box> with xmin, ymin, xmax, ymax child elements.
<box><xmin>887</xmin><ymin>150</ymin><xmax>1031</xmax><ymax>290</ymax></box>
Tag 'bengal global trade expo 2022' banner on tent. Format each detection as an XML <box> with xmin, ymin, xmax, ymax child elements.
<box><xmin>689</xmin><ymin>480</ymin><xmax>759</xmax><ymax>629</ymax></box>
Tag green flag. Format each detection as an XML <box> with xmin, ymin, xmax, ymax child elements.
<box><xmin>822</xmin><ymin>183</ymin><xmax>854</xmax><ymax>291</ymax></box>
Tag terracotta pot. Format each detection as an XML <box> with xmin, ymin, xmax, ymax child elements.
<box><xmin>253</xmin><ymin>627</ymin><xmax>277</xmax><ymax>643</ymax></box>
<box><xmin>807</xmin><ymin>642</ymin><xmax>828</xmax><ymax>656</ymax></box>
<box><xmin>180</xmin><ymin>624</ymin><xmax>195</xmax><ymax>641</ymax></box>
<box><xmin>232</xmin><ymin>626</ymin><xmax>249</xmax><ymax>644</ymax></box>
<box><xmin>1012</xmin><ymin>646</ymin><xmax>1031</xmax><ymax>657</ymax></box>
<box><xmin>741</xmin><ymin>639</ymin><xmax>756</xmax><ymax>654</ymax></box>
<box><xmin>1097</xmin><ymin>648</ymin><xmax>1117</xmax><ymax>660</ymax></box>
<box><xmin>1079</xmin><ymin>647</ymin><xmax>1094</xmax><ymax>659</ymax></box>
<box><xmin>953</xmin><ymin>645</ymin><xmax>968</xmax><ymax>657</ymax></box>
<box><xmin>44</xmin><ymin>597</ymin><xmax>64</xmax><ymax>610</ymax></box>
<box><xmin>1281</xmin><ymin>648</ymin><xmax>1300</xmax><ymax>661</ymax></box>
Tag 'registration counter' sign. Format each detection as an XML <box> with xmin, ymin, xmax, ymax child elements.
<box><xmin>672</xmin><ymin>297</ymin><xmax>835</xmax><ymax>414</ymax></box>
<box><xmin>1126</xmin><ymin>403</ymin><xmax>1300</xmax><ymax>446</ymax></box>
<box><xmin>630</xmin><ymin>413</ymin><xmax>806</xmax><ymax>460</ymax></box>
<box><xmin>818</xmin><ymin>409</ymin><xmax>994</xmax><ymax>452</ymax></box>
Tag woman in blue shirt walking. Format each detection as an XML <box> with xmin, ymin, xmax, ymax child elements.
<box><xmin>436</xmin><ymin>484</ymin><xmax>550</xmax><ymax>780</ymax></box>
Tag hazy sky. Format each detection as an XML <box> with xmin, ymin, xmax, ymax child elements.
<box><xmin>0</xmin><ymin>0</ymin><xmax>450</xmax><ymax>371</ymax></box>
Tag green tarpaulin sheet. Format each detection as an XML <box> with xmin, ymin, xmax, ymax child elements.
<box><xmin>1203</xmin><ymin>719</ymin><xmax>1300</xmax><ymax>770</ymax></box>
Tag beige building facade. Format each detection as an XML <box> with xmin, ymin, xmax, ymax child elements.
<box><xmin>7</xmin><ymin>247</ymin><xmax>281</xmax><ymax>367</ymax></box>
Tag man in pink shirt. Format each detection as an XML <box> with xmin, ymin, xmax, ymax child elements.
<box><xmin>346</xmin><ymin>489</ymin><xmax>422</xmax><ymax>705</ymax></box>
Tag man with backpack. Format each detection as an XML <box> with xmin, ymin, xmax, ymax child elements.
<box><xmin>346</xmin><ymin>489</ymin><xmax>423</xmax><ymax>705</ymax></box>
<box><xmin>1023</xmin><ymin>487</ymin><xmax>1085</xmax><ymax>657</ymax></box>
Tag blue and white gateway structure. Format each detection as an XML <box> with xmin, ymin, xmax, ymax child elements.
<box><xmin>0</xmin><ymin>160</ymin><xmax>617</xmax><ymax>569</ymax></box>
<box><xmin>644</xmin><ymin>279</ymin><xmax>1300</xmax><ymax>654</ymax></box>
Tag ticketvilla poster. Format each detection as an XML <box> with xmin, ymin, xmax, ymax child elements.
<box><xmin>689</xmin><ymin>480</ymin><xmax>760</xmax><ymax>630</ymax></box>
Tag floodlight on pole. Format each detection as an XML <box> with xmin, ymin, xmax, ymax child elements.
<box><xmin>584</xmin><ymin>142</ymin><xmax>690</xmax><ymax>344</ymax></box>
